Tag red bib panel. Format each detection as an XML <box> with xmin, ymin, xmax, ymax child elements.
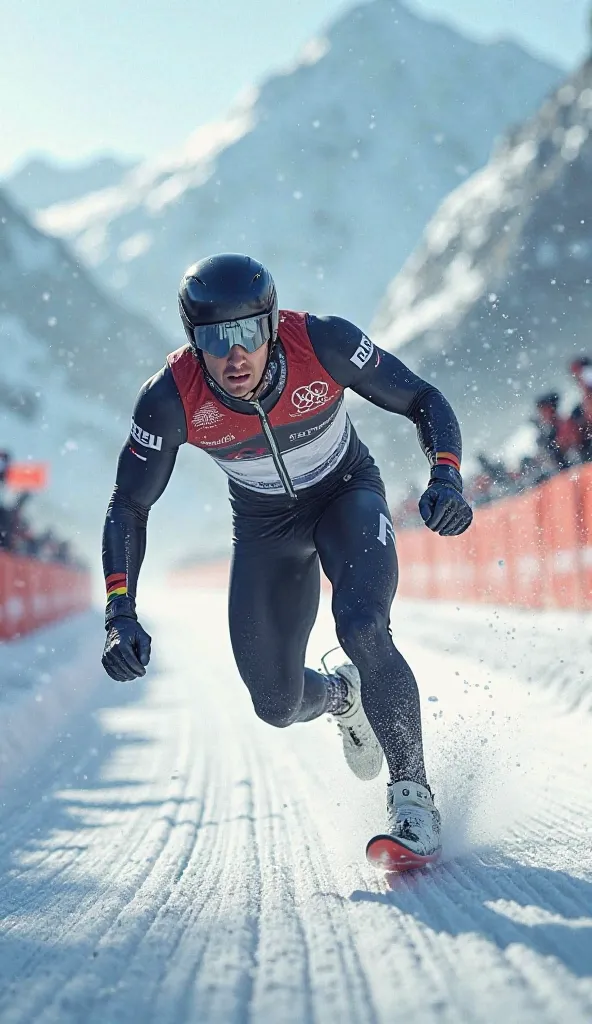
<box><xmin>167</xmin><ymin>310</ymin><xmax>343</xmax><ymax>449</ymax></box>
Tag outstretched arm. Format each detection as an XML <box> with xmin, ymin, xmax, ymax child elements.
<box><xmin>102</xmin><ymin>366</ymin><xmax>187</xmax><ymax>679</ymax></box>
<box><xmin>307</xmin><ymin>315</ymin><xmax>472</xmax><ymax>535</ymax></box>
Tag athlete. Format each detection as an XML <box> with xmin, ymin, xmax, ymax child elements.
<box><xmin>101</xmin><ymin>253</ymin><xmax>473</xmax><ymax>868</ymax></box>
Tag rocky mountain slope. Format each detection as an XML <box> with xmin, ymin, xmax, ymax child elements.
<box><xmin>371</xmin><ymin>58</ymin><xmax>592</xmax><ymax>458</ymax></box>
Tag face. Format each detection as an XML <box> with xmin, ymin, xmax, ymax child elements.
<box><xmin>580</xmin><ymin>367</ymin><xmax>592</xmax><ymax>393</ymax></box>
<box><xmin>537</xmin><ymin>404</ymin><xmax>556</xmax><ymax>425</ymax></box>
<box><xmin>201</xmin><ymin>342</ymin><xmax>270</xmax><ymax>398</ymax></box>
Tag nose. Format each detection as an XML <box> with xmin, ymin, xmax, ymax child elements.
<box><xmin>227</xmin><ymin>345</ymin><xmax>248</xmax><ymax>367</ymax></box>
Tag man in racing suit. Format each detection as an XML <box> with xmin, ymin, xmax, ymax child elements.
<box><xmin>101</xmin><ymin>253</ymin><xmax>473</xmax><ymax>864</ymax></box>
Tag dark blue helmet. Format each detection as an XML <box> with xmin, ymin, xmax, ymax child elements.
<box><xmin>178</xmin><ymin>253</ymin><xmax>279</xmax><ymax>358</ymax></box>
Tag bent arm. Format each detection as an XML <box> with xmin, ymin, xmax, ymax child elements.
<box><xmin>307</xmin><ymin>314</ymin><xmax>462</xmax><ymax>479</ymax></box>
<box><xmin>102</xmin><ymin>366</ymin><xmax>187</xmax><ymax>623</ymax></box>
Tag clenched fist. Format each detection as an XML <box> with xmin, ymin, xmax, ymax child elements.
<box><xmin>102</xmin><ymin>616</ymin><xmax>152</xmax><ymax>681</ymax></box>
<box><xmin>418</xmin><ymin>464</ymin><xmax>473</xmax><ymax>537</ymax></box>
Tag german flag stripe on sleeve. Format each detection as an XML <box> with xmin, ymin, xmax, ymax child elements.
<box><xmin>435</xmin><ymin>452</ymin><xmax>461</xmax><ymax>471</ymax></box>
<box><xmin>106</xmin><ymin>573</ymin><xmax>127</xmax><ymax>599</ymax></box>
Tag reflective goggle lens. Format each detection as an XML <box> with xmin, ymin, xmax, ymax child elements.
<box><xmin>193</xmin><ymin>313</ymin><xmax>272</xmax><ymax>357</ymax></box>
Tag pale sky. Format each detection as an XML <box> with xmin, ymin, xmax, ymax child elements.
<box><xmin>1</xmin><ymin>0</ymin><xmax>590</xmax><ymax>176</ymax></box>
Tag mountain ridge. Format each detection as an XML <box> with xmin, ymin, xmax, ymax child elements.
<box><xmin>4</xmin><ymin>155</ymin><xmax>137</xmax><ymax>213</ymax></box>
<box><xmin>371</xmin><ymin>57</ymin><xmax>592</xmax><ymax>456</ymax></box>
<box><xmin>36</xmin><ymin>0</ymin><xmax>562</xmax><ymax>340</ymax></box>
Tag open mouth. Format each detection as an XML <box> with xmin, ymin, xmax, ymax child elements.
<box><xmin>226</xmin><ymin>372</ymin><xmax>250</xmax><ymax>385</ymax></box>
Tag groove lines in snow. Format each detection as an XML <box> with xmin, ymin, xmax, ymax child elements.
<box><xmin>0</xmin><ymin>590</ymin><xmax>591</xmax><ymax>1022</ymax></box>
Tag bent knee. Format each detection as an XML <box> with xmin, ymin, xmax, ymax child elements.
<box><xmin>251</xmin><ymin>698</ymin><xmax>298</xmax><ymax>729</ymax></box>
<box><xmin>335</xmin><ymin>605</ymin><xmax>391</xmax><ymax>655</ymax></box>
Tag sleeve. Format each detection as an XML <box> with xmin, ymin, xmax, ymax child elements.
<box><xmin>306</xmin><ymin>314</ymin><xmax>463</xmax><ymax>480</ymax></box>
<box><xmin>102</xmin><ymin>365</ymin><xmax>188</xmax><ymax>624</ymax></box>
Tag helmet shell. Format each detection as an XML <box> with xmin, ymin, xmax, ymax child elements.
<box><xmin>178</xmin><ymin>253</ymin><xmax>279</xmax><ymax>350</ymax></box>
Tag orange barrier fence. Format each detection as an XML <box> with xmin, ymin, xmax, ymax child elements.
<box><xmin>0</xmin><ymin>552</ymin><xmax>92</xmax><ymax>640</ymax></box>
<box><xmin>396</xmin><ymin>464</ymin><xmax>592</xmax><ymax>610</ymax></box>
<box><xmin>171</xmin><ymin>465</ymin><xmax>592</xmax><ymax>611</ymax></box>
<box><xmin>172</xmin><ymin>561</ymin><xmax>230</xmax><ymax>589</ymax></box>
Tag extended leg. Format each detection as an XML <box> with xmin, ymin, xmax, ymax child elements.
<box><xmin>229</xmin><ymin>540</ymin><xmax>331</xmax><ymax>726</ymax></box>
<box><xmin>315</xmin><ymin>487</ymin><xmax>428</xmax><ymax>785</ymax></box>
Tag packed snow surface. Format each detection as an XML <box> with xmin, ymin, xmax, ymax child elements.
<box><xmin>0</xmin><ymin>589</ymin><xmax>591</xmax><ymax>1022</ymax></box>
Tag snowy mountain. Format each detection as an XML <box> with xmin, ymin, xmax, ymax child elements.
<box><xmin>0</xmin><ymin>189</ymin><xmax>228</xmax><ymax>561</ymax></box>
<box><xmin>4</xmin><ymin>155</ymin><xmax>136</xmax><ymax>213</ymax></box>
<box><xmin>371</xmin><ymin>58</ymin><xmax>592</xmax><ymax>457</ymax></box>
<box><xmin>36</xmin><ymin>0</ymin><xmax>561</xmax><ymax>340</ymax></box>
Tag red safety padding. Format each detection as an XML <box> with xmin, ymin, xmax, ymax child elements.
<box><xmin>0</xmin><ymin>553</ymin><xmax>91</xmax><ymax>640</ymax></box>
<box><xmin>171</xmin><ymin>560</ymin><xmax>230</xmax><ymax>590</ymax></box>
<box><xmin>506</xmin><ymin>488</ymin><xmax>544</xmax><ymax>609</ymax></box>
<box><xmin>396</xmin><ymin>527</ymin><xmax>432</xmax><ymax>600</ymax></box>
<box><xmin>577</xmin><ymin>463</ymin><xmax>592</xmax><ymax>610</ymax></box>
<box><xmin>4</xmin><ymin>556</ymin><xmax>32</xmax><ymax>638</ymax></box>
<box><xmin>472</xmin><ymin>500</ymin><xmax>512</xmax><ymax>605</ymax></box>
<box><xmin>540</xmin><ymin>470</ymin><xmax>583</xmax><ymax>609</ymax></box>
<box><xmin>452</xmin><ymin>527</ymin><xmax>478</xmax><ymax>604</ymax></box>
<box><xmin>427</xmin><ymin>526</ymin><xmax>477</xmax><ymax>603</ymax></box>
<box><xmin>165</xmin><ymin>469</ymin><xmax>592</xmax><ymax>613</ymax></box>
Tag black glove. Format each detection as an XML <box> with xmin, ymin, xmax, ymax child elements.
<box><xmin>102</xmin><ymin>597</ymin><xmax>151</xmax><ymax>681</ymax></box>
<box><xmin>418</xmin><ymin>464</ymin><xmax>473</xmax><ymax>537</ymax></box>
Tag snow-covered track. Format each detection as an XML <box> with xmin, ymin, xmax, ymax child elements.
<box><xmin>0</xmin><ymin>590</ymin><xmax>590</xmax><ymax>1023</ymax></box>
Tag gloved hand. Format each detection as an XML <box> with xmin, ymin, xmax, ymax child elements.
<box><xmin>102</xmin><ymin>609</ymin><xmax>151</xmax><ymax>681</ymax></box>
<box><xmin>419</xmin><ymin>464</ymin><xmax>473</xmax><ymax>537</ymax></box>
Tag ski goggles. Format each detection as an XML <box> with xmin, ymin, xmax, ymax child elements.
<box><xmin>191</xmin><ymin>312</ymin><xmax>273</xmax><ymax>358</ymax></box>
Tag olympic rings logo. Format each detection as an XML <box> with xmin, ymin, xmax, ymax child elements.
<box><xmin>291</xmin><ymin>380</ymin><xmax>329</xmax><ymax>412</ymax></box>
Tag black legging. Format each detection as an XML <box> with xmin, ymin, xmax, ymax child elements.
<box><xmin>228</xmin><ymin>473</ymin><xmax>427</xmax><ymax>786</ymax></box>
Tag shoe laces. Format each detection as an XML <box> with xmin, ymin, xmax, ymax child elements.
<box><xmin>336</xmin><ymin>720</ymin><xmax>363</xmax><ymax>747</ymax></box>
<box><xmin>336</xmin><ymin>706</ymin><xmax>373</xmax><ymax>744</ymax></box>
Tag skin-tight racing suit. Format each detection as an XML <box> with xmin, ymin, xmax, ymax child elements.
<box><xmin>102</xmin><ymin>312</ymin><xmax>472</xmax><ymax>786</ymax></box>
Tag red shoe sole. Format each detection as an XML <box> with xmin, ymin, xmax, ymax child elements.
<box><xmin>366</xmin><ymin>834</ymin><xmax>441</xmax><ymax>873</ymax></box>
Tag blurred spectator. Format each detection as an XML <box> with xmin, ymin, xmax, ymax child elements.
<box><xmin>532</xmin><ymin>392</ymin><xmax>580</xmax><ymax>475</ymax></box>
<box><xmin>391</xmin><ymin>358</ymin><xmax>592</xmax><ymax>529</ymax></box>
<box><xmin>476</xmin><ymin>453</ymin><xmax>516</xmax><ymax>500</ymax></box>
<box><xmin>0</xmin><ymin>502</ymin><xmax>10</xmax><ymax>549</ymax></box>
<box><xmin>465</xmin><ymin>470</ymin><xmax>495</xmax><ymax>505</ymax></box>
<box><xmin>0</xmin><ymin>450</ymin><xmax>10</xmax><ymax>484</ymax></box>
<box><xmin>517</xmin><ymin>455</ymin><xmax>545</xmax><ymax>491</ymax></box>
<box><xmin>0</xmin><ymin>450</ymin><xmax>84</xmax><ymax>566</ymax></box>
<box><xmin>570</xmin><ymin>357</ymin><xmax>592</xmax><ymax>462</ymax></box>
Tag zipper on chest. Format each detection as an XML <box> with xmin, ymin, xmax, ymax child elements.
<box><xmin>251</xmin><ymin>399</ymin><xmax>297</xmax><ymax>501</ymax></box>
